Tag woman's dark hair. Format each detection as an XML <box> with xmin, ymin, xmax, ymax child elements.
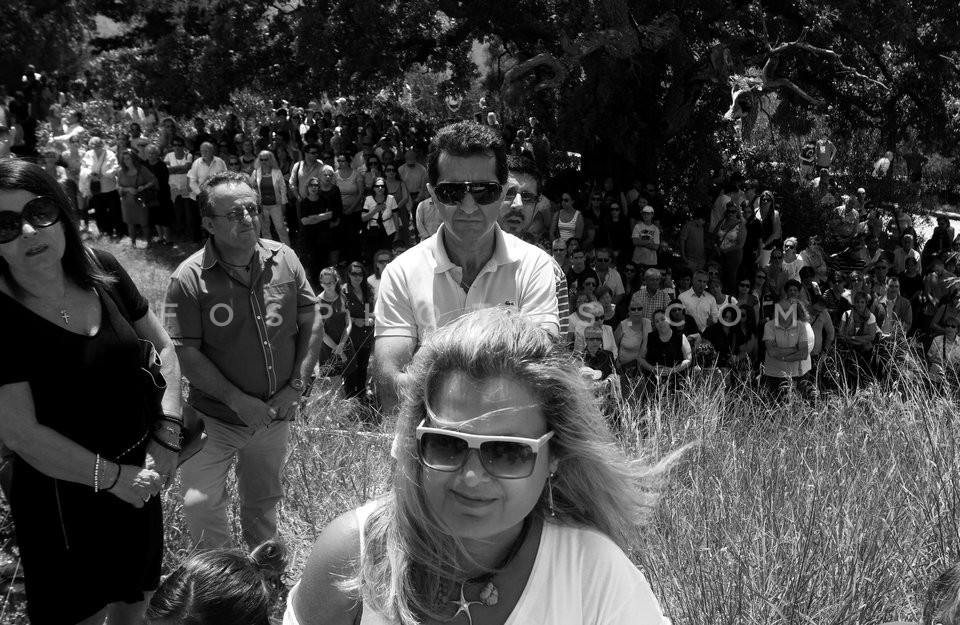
<box><xmin>344</xmin><ymin>260</ymin><xmax>374</xmax><ymax>302</ymax></box>
<box><xmin>146</xmin><ymin>539</ymin><xmax>287</xmax><ymax>625</ymax></box>
<box><xmin>120</xmin><ymin>148</ymin><xmax>142</xmax><ymax>171</ymax></box>
<box><xmin>0</xmin><ymin>160</ymin><xmax>113</xmax><ymax>293</ymax></box>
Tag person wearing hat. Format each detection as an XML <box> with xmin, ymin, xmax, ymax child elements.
<box><xmin>631</xmin><ymin>205</ymin><xmax>659</xmax><ymax>267</ymax></box>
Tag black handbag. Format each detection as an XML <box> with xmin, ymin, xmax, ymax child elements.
<box><xmin>90</xmin><ymin>251</ymin><xmax>205</xmax><ymax>464</ymax></box>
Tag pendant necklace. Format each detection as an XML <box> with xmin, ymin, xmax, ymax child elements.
<box><xmin>441</xmin><ymin>515</ymin><xmax>533</xmax><ymax>625</ymax></box>
<box><xmin>28</xmin><ymin>284</ymin><xmax>71</xmax><ymax>325</ymax></box>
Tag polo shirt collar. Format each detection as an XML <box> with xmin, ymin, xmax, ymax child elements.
<box><xmin>200</xmin><ymin>237</ymin><xmax>280</xmax><ymax>271</ymax></box>
<box><xmin>432</xmin><ymin>223</ymin><xmax>515</xmax><ymax>275</ymax></box>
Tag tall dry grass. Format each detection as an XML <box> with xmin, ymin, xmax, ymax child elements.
<box><xmin>2</xmin><ymin>237</ymin><xmax>959</xmax><ymax>624</ymax></box>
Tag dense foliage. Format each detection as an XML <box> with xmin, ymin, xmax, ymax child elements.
<box><xmin>4</xmin><ymin>0</ymin><xmax>960</xmax><ymax>207</ymax></box>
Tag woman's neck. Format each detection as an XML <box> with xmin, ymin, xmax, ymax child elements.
<box><xmin>6</xmin><ymin>263</ymin><xmax>67</xmax><ymax>298</ymax></box>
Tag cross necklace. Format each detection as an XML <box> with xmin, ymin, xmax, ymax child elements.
<box><xmin>27</xmin><ymin>284</ymin><xmax>71</xmax><ymax>324</ymax></box>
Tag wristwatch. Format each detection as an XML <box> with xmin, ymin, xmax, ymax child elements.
<box><xmin>288</xmin><ymin>378</ymin><xmax>306</xmax><ymax>392</ymax></box>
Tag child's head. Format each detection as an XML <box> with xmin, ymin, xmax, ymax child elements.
<box><xmin>923</xmin><ymin>563</ymin><xmax>960</xmax><ymax>625</ymax></box>
<box><xmin>146</xmin><ymin>540</ymin><xmax>287</xmax><ymax>625</ymax></box>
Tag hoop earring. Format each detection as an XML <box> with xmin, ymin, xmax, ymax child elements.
<box><xmin>547</xmin><ymin>472</ymin><xmax>556</xmax><ymax>517</ymax></box>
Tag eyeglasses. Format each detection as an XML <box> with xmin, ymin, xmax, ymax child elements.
<box><xmin>0</xmin><ymin>197</ymin><xmax>61</xmax><ymax>244</ymax></box>
<box><xmin>629</xmin><ymin>306</ymin><xmax>643</xmax><ymax>312</ymax></box>
<box><xmin>212</xmin><ymin>204</ymin><xmax>262</xmax><ymax>223</ymax></box>
<box><xmin>624</xmin><ymin>268</ymin><xmax>636</xmax><ymax>273</ymax></box>
<box><xmin>433</xmin><ymin>181</ymin><xmax>503</xmax><ymax>206</ymax></box>
<box><xmin>172</xmin><ymin>143</ymin><xmax>184</xmax><ymax>147</ymax></box>
<box><xmin>946</xmin><ymin>323</ymin><xmax>959</xmax><ymax>329</ymax></box>
<box><xmin>552</xmin><ymin>248</ymin><xmax>566</xmax><ymax>253</ymax></box>
<box><xmin>416</xmin><ymin>419</ymin><xmax>554</xmax><ymax>479</ymax></box>
<box><xmin>307</xmin><ymin>182</ymin><xmax>320</xmax><ymax>187</ymax></box>
<box><xmin>585</xmin><ymin>336</ymin><xmax>603</xmax><ymax>342</ymax></box>
<box><xmin>376</xmin><ymin>258</ymin><xmax>390</xmax><ymax>265</ymax></box>
<box><xmin>739</xmin><ymin>282</ymin><xmax>752</xmax><ymax>288</ymax></box>
<box><xmin>349</xmin><ymin>271</ymin><xmax>364</xmax><ymax>277</ymax></box>
<box><xmin>595</xmin><ymin>258</ymin><xmax>610</xmax><ymax>263</ymax></box>
<box><xmin>373</xmin><ymin>184</ymin><xmax>386</xmax><ymax>188</ymax></box>
<box><xmin>520</xmin><ymin>191</ymin><xmax>539</xmax><ymax>203</ymax></box>
<box><xmin>384</xmin><ymin>168</ymin><xmax>397</xmax><ymax>173</ymax></box>
<box><xmin>258</xmin><ymin>158</ymin><xmax>270</xmax><ymax>162</ymax></box>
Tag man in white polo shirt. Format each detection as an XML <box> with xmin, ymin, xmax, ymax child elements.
<box><xmin>679</xmin><ymin>269</ymin><xmax>718</xmax><ymax>332</ymax></box>
<box><xmin>374</xmin><ymin>121</ymin><xmax>560</xmax><ymax>413</ymax></box>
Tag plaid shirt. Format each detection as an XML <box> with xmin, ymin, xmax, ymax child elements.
<box><xmin>634</xmin><ymin>287</ymin><xmax>672</xmax><ymax>321</ymax></box>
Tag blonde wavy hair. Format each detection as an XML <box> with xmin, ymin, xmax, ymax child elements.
<box><xmin>342</xmin><ymin>307</ymin><xmax>681</xmax><ymax>623</ymax></box>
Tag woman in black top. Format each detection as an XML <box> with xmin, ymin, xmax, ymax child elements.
<box><xmin>0</xmin><ymin>160</ymin><xmax>181</xmax><ymax>624</ymax></box>
<box><xmin>638</xmin><ymin>310</ymin><xmax>692</xmax><ymax>391</ymax></box>
<box><xmin>298</xmin><ymin>169</ymin><xmax>343</xmax><ymax>285</ymax></box>
<box><xmin>342</xmin><ymin>261</ymin><xmax>375</xmax><ymax>406</ymax></box>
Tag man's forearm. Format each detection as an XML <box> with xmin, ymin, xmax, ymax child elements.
<box><xmin>293</xmin><ymin>311</ymin><xmax>323</xmax><ymax>382</ymax></box>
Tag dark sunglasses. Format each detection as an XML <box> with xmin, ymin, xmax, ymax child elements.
<box><xmin>373</xmin><ymin>184</ymin><xmax>386</xmax><ymax>189</ymax></box>
<box><xmin>629</xmin><ymin>306</ymin><xmax>643</xmax><ymax>311</ymax></box>
<box><xmin>0</xmin><ymin>197</ymin><xmax>61</xmax><ymax>244</ymax></box>
<box><xmin>595</xmin><ymin>258</ymin><xmax>610</xmax><ymax>263</ymax></box>
<box><xmin>739</xmin><ymin>282</ymin><xmax>752</xmax><ymax>287</ymax></box>
<box><xmin>433</xmin><ymin>181</ymin><xmax>503</xmax><ymax>206</ymax></box>
<box><xmin>349</xmin><ymin>271</ymin><xmax>364</xmax><ymax>277</ymax></box>
<box><xmin>416</xmin><ymin>419</ymin><xmax>554</xmax><ymax>479</ymax></box>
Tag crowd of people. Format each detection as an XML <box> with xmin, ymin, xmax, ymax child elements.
<box><xmin>2</xmin><ymin>66</ymin><xmax>960</xmax><ymax>625</ymax></box>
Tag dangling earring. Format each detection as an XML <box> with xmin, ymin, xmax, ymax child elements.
<box><xmin>547</xmin><ymin>473</ymin><xmax>556</xmax><ymax>517</ymax></box>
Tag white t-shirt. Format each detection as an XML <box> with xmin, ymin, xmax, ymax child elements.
<box><xmin>762</xmin><ymin>319</ymin><xmax>814</xmax><ymax>378</ymax></box>
<box><xmin>164</xmin><ymin>152</ymin><xmax>193</xmax><ymax>198</ymax></box>
<box><xmin>374</xmin><ymin>224</ymin><xmax>560</xmax><ymax>340</ymax></box>
<box><xmin>284</xmin><ymin>504</ymin><xmax>671</xmax><ymax>625</ymax></box>
<box><xmin>632</xmin><ymin>222</ymin><xmax>660</xmax><ymax>266</ymax></box>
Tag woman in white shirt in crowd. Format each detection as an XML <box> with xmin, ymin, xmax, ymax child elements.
<box><xmin>285</xmin><ymin>308</ymin><xmax>677</xmax><ymax>625</ymax></box>
<box><xmin>250</xmin><ymin>150</ymin><xmax>290</xmax><ymax>245</ymax></box>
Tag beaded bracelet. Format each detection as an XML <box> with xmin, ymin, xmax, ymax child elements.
<box><xmin>93</xmin><ymin>453</ymin><xmax>101</xmax><ymax>493</ymax></box>
<box><xmin>150</xmin><ymin>434</ymin><xmax>183</xmax><ymax>453</ymax></box>
<box><xmin>105</xmin><ymin>462</ymin><xmax>120</xmax><ymax>491</ymax></box>
<box><xmin>154</xmin><ymin>423</ymin><xmax>184</xmax><ymax>444</ymax></box>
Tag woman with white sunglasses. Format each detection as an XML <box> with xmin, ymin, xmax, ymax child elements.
<box><xmin>285</xmin><ymin>308</ymin><xmax>676</xmax><ymax>625</ymax></box>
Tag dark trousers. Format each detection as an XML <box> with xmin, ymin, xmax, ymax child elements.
<box><xmin>89</xmin><ymin>190</ymin><xmax>121</xmax><ymax>237</ymax></box>
<box><xmin>343</xmin><ymin>325</ymin><xmax>374</xmax><ymax>400</ymax></box>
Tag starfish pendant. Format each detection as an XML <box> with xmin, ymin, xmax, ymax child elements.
<box><xmin>447</xmin><ymin>583</ymin><xmax>483</xmax><ymax>625</ymax></box>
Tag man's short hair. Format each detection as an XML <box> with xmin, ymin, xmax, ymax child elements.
<box><xmin>644</xmin><ymin>268</ymin><xmax>661</xmax><ymax>280</ymax></box>
<box><xmin>506</xmin><ymin>154</ymin><xmax>541</xmax><ymax>187</ymax></box>
<box><xmin>427</xmin><ymin>121</ymin><xmax>507</xmax><ymax>186</ymax></box>
<box><xmin>886</xmin><ymin>276</ymin><xmax>901</xmax><ymax>286</ymax></box>
<box><xmin>198</xmin><ymin>171</ymin><xmax>258</xmax><ymax>217</ymax></box>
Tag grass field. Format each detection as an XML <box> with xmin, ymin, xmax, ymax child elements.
<box><xmin>2</xmin><ymin>236</ymin><xmax>959</xmax><ymax>624</ymax></box>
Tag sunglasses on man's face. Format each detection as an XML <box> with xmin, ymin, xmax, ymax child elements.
<box><xmin>0</xmin><ymin>197</ymin><xmax>61</xmax><ymax>244</ymax></box>
<box><xmin>416</xmin><ymin>419</ymin><xmax>554</xmax><ymax>479</ymax></box>
<box><xmin>433</xmin><ymin>181</ymin><xmax>503</xmax><ymax>206</ymax></box>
